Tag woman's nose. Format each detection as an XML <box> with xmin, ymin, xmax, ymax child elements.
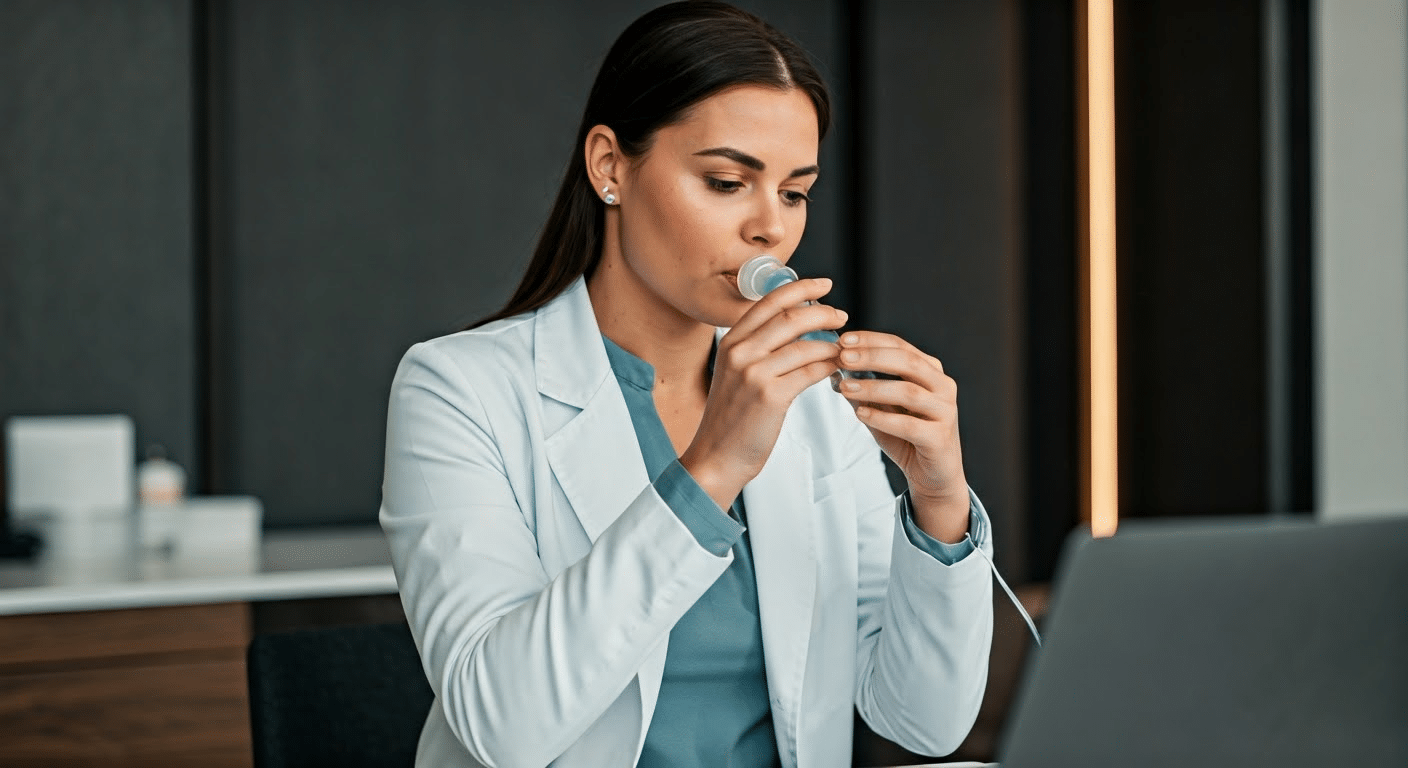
<box><xmin>745</xmin><ymin>197</ymin><xmax>786</xmax><ymax>246</ymax></box>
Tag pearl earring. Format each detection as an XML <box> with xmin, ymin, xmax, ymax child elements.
<box><xmin>602</xmin><ymin>185</ymin><xmax>616</xmax><ymax>205</ymax></box>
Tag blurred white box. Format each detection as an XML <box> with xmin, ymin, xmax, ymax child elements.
<box><xmin>6</xmin><ymin>415</ymin><xmax>134</xmax><ymax>519</ymax></box>
<box><xmin>173</xmin><ymin>496</ymin><xmax>263</xmax><ymax>575</ymax></box>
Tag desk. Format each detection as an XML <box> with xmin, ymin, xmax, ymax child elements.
<box><xmin>889</xmin><ymin>764</ymin><xmax>998</xmax><ymax>768</ymax></box>
<box><xmin>0</xmin><ymin>516</ymin><xmax>397</xmax><ymax>767</ymax></box>
<box><xmin>0</xmin><ymin>515</ymin><xmax>396</xmax><ymax>615</ymax></box>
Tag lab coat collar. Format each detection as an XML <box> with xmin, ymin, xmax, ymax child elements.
<box><xmin>533</xmin><ymin>276</ymin><xmax>610</xmax><ymax>411</ymax></box>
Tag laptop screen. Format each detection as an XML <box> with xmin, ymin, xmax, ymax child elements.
<box><xmin>1000</xmin><ymin>516</ymin><xmax>1408</xmax><ymax>768</ymax></box>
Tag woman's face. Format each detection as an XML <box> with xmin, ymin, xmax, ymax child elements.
<box><xmin>606</xmin><ymin>85</ymin><xmax>820</xmax><ymax>329</ymax></box>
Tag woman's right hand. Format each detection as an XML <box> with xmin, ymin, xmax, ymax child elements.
<box><xmin>679</xmin><ymin>276</ymin><xmax>847</xmax><ymax>511</ymax></box>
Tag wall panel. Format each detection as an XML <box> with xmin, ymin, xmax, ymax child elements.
<box><xmin>867</xmin><ymin>0</ymin><xmax>1028</xmax><ymax>575</ymax></box>
<box><xmin>212</xmin><ymin>0</ymin><xmax>846</xmax><ymax>524</ymax></box>
<box><xmin>0</xmin><ymin>1</ymin><xmax>196</xmax><ymax>480</ymax></box>
<box><xmin>1115</xmin><ymin>0</ymin><xmax>1268</xmax><ymax>518</ymax></box>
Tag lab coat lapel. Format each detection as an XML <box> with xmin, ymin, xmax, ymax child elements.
<box><xmin>544</xmin><ymin>393</ymin><xmax>649</xmax><ymax>543</ymax></box>
<box><xmin>744</xmin><ymin>416</ymin><xmax>819</xmax><ymax>762</ymax></box>
<box><xmin>535</xmin><ymin>278</ymin><xmax>650</xmax><ymax>544</ymax></box>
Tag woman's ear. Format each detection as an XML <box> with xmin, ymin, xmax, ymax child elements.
<box><xmin>585</xmin><ymin>125</ymin><xmax>623</xmax><ymax>204</ymax></box>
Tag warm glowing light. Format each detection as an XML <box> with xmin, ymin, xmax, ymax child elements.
<box><xmin>1081</xmin><ymin>0</ymin><xmax>1119</xmax><ymax>538</ymax></box>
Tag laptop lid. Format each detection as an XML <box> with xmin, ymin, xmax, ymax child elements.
<box><xmin>1000</xmin><ymin>516</ymin><xmax>1408</xmax><ymax>768</ymax></box>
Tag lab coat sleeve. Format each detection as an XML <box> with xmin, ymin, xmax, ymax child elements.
<box><xmin>379</xmin><ymin>342</ymin><xmax>731</xmax><ymax>768</ymax></box>
<box><xmin>844</xmin><ymin>403</ymin><xmax>995</xmax><ymax>757</ymax></box>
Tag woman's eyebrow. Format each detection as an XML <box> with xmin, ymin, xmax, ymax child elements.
<box><xmin>694</xmin><ymin>146</ymin><xmax>819</xmax><ymax>179</ymax></box>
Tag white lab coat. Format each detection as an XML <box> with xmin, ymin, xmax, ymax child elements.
<box><xmin>379</xmin><ymin>276</ymin><xmax>994</xmax><ymax>768</ymax></box>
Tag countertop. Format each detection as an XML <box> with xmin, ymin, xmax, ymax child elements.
<box><xmin>0</xmin><ymin>505</ymin><xmax>397</xmax><ymax>616</ymax></box>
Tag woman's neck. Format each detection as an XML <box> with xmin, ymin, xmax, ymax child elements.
<box><xmin>587</xmin><ymin>258</ymin><xmax>715</xmax><ymax>397</ymax></box>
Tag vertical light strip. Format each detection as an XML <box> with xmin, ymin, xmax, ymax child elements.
<box><xmin>1082</xmin><ymin>0</ymin><xmax>1119</xmax><ymax>537</ymax></box>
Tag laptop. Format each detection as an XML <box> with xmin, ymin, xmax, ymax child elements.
<box><xmin>998</xmin><ymin>515</ymin><xmax>1408</xmax><ymax>768</ymax></box>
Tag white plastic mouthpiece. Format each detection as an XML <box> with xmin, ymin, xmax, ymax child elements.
<box><xmin>737</xmin><ymin>255</ymin><xmax>796</xmax><ymax>300</ymax></box>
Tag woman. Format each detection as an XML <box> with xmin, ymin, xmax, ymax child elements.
<box><xmin>380</xmin><ymin>3</ymin><xmax>994</xmax><ymax>766</ymax></box>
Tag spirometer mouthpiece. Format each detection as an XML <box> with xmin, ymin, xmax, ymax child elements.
<box><xmin>737</xmin><ymin>255</ymin><xmax>799</xmax><ymax>300</ymax></box>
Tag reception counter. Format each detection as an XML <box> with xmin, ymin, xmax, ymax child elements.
<box><xmin>0</xmin><ymin>509</ymin><xmax>398</xmax><ymax>767</ymax></box>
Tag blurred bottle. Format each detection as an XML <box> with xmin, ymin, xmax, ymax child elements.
<box><xmin>137</xmin><ymin>445</ymin><xmax>186</xmax><ymax>552</ymax></box>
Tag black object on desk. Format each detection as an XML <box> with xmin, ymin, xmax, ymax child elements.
<box><xmin>0</xmin><ymin>438</ymin><xmax>42</xmax><ymax>560</ymax></box>
<box><xmin>0</xmin><ymin>527</ymin><xmax>41</xmax><ymax>559</ymax></box>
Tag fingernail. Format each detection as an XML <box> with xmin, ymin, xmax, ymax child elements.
<box><xmin>842</xmin><ymin>350</ymin><xmax>860</xmax><ymax>363</ymax></box>
<box><xmin>843</xmin><ymin>380</ymin><xmax>861</xmax><ymax>392</ymax></box>
<box><xmin>842</xmin><ymin>333</ymin><xmax>859</xmax><ymax>345</ymax></box>
<box><xmin>836</xmin><ymin>309</ymin><xmax>849</xmax><ymax>322</ymax></box>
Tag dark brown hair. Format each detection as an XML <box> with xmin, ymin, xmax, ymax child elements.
<box><xmin>469</xmin><ymin>1</ymin><xmax>831</xmax><ymax>329</ymax></box>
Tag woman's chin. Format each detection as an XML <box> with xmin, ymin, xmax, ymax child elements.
<box><xmin>683</xmin><ymin>302</ymin><xmax>746</xmax><ymax>330</ymax></box>
<box><xmin>695</xmin><ymin>291</ymin><xmax>752</xmax><ymax>328</ymax></box>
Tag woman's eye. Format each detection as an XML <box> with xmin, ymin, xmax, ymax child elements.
<box><xmin>782</xmin><ymin>190</ymin><xmax>812</xmax><ymax>207</ymax></box>
<box><xmin>704</xmin><ymin>176</ymin><xmax>743</xmax><ymax>193</ymax></box>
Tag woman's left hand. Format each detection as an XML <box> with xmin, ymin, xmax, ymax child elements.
<box><xmin>834</xmin><ymin>331</ymin><xmax>970</xmax><ymax>544</ymax></box>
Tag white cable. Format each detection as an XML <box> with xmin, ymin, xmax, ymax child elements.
<box><xmin>974</xmin><ymin>545</ymin><xmax>1042</xmax><ymax>647</ymax></box>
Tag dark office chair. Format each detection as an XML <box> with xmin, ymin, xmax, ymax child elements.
<box><xmin>247</xmin><ymin>622</ymin><xmax>435</xmax><ymax>768</ymax></box>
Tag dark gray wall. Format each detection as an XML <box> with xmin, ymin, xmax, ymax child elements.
<box><xmin>0</xmin><ymin>0</ymin><xmax>1048</xmax><ymax>568</ymax></box>
<box><xmin>0</xmin><ymin>1</ymin><xmax>197</xmax><ymax>477</ymax></box>
<box><xmin>867</xmin><ymin>0</ymin><xmax>1028</xmax><ymax>576</ymax></box>
<box><xmin>210</xmin><ymin>0</ymin><xmax>848</xmax><ymax>525</ymax></box>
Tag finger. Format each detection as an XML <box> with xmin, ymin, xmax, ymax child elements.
<box><xmin>718</xmin><ymin>303</ymin><xmax>841</xmax><ymax>374</ymax></box>
<box><xmin>837</xmin><ymin>330</ymin><xmax>906</xmax><ymax>349</ymax></box>
<box><xmin>718</xmin><ymin>339</ymin><xmax>836</xmax><ymax>401</ymax></box>
<box><xmin>838</xmin><ymin>346</ymin><xmax>951</xmax><ymax>391</ymax></box>
<box><xmin>756</xmin><ymin>339</ymin><xmax>844</xmax><ymax>378</ymax></box>
<box><xmin>748</xmin><ymin>302</ymin><xmax>848</xmax><ymax>354</ymax></box>
<box><xmin>723</xmin><ymin>303</ymin><xmax>846</xmax><ymax>370</ymax></box>
<box><xmin>838</xmin><ymin>331</ymin><xmax>944</xmax><ymax>375</ymax></box>
<box><xmin>837</xmin><ymin>377</ymin><xmax>948</xmax><ymax>421</ymax></box>
<box><xmin>853</xmin><ymin>403</ymin><xmax>931</xmax><ymax>445</ymax></box>
<box><xmin>729</xmin><ymin>277</ymin><xmax>835</xmax><ymax>337</ymax></box>
<box><xmin>777</xmin><ymin>357</ymin><xmax>843</xmax><ymax>401</ymax></box>
<box><xmin>725</xmin><ymin>341</ymin><xmax>837</xmax><ymax>406</ymax></box>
